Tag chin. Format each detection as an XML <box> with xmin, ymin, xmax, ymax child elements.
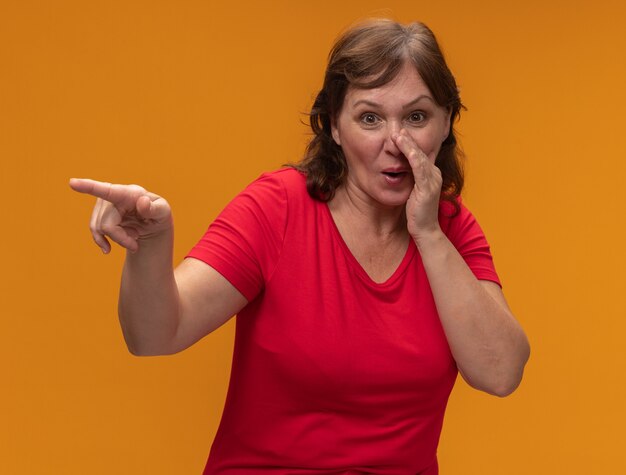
<box><xmin>375</xmin><ymin>190</ymin><xmax>412</xmax><ymax>208</ymax></box>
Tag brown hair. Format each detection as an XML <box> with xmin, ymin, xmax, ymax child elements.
<box><xmin>295</xmin><ymin>19</ymin><xmax>465</xmax><ymax>213</ymax></box>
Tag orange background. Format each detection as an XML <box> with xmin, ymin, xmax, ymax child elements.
<box><xmin>1</xmin><ymin>0</ymin><xmax>625</xmax><ymax>473</ymax></box>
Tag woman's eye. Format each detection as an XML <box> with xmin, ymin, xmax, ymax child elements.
<box><xmin>360</xmin><ymin>113</ymin><xmax>379</xmax><ymax>125</ymax></box>
<box><xmin>408</xmin><ymin>111</ymin><xmax>426</xmax><ymax>123</ymax></box>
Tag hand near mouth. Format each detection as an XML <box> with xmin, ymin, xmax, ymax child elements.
<box><xmin>392</xmin><ymin>129</ymin><xmax>443</xmax><ymax>245</ymax></box>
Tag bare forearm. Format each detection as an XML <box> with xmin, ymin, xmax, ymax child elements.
<box><xmin>118</xmin><ymin>228</ymin><xmax>180</xmax><ymax>356</ymax></box>
<box><xmin>416</xmin><ymin>230</ymin><xmax>530</xmax><ymax>396</ymax></box>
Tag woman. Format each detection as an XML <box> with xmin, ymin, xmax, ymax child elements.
<box><xmin>71</xmin><ymin>19</ymin><xmax>529</xmax><ymax>475</ymax></box>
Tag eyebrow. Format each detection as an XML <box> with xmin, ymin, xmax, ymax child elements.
<box><xmin>352</xmin><ymin>95</ymin><xmax>435</xmax><ymax>108</ymax></box>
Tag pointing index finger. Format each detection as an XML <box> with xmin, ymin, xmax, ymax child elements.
<box><xmin>69</xmin><ymin>178</ymin><xmax>113</xmax><ymax>200</ymax></box>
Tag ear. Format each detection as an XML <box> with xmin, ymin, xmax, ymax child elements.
<box><xmin>330</xmin><ymin>119</ymin><xmax>341</xmax><ymax>146</ymax></box>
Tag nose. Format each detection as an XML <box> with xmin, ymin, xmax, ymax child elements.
<box><xmin>383</xmin><ymin>122</ymin><xmax>402</xmax><ymax>156</ymax></box>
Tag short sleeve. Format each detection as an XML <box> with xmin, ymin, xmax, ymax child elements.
<box><xmin>440</xmin><ymin>199</ymin><xmax>501</xmax><ymax>287</ymax></box>
<box><xmin>186</xmin><ymin>171</ymin><xmax>288</xmax><ymax>302</ymax></box>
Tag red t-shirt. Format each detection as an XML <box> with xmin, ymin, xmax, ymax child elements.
<box><xmin>187</xmin><ymin>168</ymin><xmax>500</xmax><ymax>474</ymax></box>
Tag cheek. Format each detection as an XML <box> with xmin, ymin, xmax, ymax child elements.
<box><xmin>342</xmin><ymin>133</ymin><xmax>382</xmax><ymax>163</ymax></box>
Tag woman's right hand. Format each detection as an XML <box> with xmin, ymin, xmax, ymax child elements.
<box><xmin>69</xmin><ymin>179</ymin><xmax>172</xmax><ymax>254</ymax></box>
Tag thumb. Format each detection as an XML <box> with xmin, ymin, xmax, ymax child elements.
<box><xmin>136</xmin><ymin>194</ymin><xmax>170</xmax><ymax>221</ymax></box>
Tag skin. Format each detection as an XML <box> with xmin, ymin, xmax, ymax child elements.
<box><xmin>70</xmin><ymin>62</ymin><xmax>529</xmax><ymax>396</ymax></box>
<box><xmin>330</xmin><ymin>62</ymin><xmax>530</xmax><ymax>396</ymax></box>
<box><xmin>329</xmin><ymin>61</ymin><xmax>451</xmax><ymax>282</ymax></box>
<box><xmin>68</xmin><ymin>178</ymin><xmax>248</xmax><ymax>355</ymax></box>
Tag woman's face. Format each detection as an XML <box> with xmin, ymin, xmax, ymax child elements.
<box><xmin>331</xmin><ymin>62</ymin><xmax>451</xmax><ymax>209</ymax></box>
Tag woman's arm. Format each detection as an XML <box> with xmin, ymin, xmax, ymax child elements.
<box><xmin>415</xmin><ymin>230</ymin><xmax>529</xmax><ymax>396</ymax></box>
<box><xmin>393</xmin><ymin>131</ymin><xmax>530</xmax><ymax>397</ymax></box>
<box><xmin>70</xmin><ymin>179</ymin><xmax>248</xmax><ymax>356</ymax></box>
<box><xmin>119</xmin><ymin>232</ymin><xmax>248</xmax><ymax>356</ymax></box>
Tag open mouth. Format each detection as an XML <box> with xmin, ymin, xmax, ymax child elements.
<box><xmin>382</xmin><ymin>171</ymin><xmax>408</xmax><ymax>178</ymax></box>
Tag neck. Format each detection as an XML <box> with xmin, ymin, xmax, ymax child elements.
<box><xmin>328</xmin><ymin>185</ymin><xmax>408</xmax><ymax>239</ymax></box>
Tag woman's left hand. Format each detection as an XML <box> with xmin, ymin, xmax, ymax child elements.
<box><xmin>393</xmin><ymin>130</ymin><xmax>529</xmax><ymax>397</ymax></box>
<box><xmin>393</xmin><ymin>129</ymin><xmax>443</xmax><ymax>243</ymax></box>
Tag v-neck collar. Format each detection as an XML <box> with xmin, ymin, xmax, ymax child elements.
<box><xmin>322</xmin><ymin>201</ymin><xmax>417</xmax><ymax>288</ymax></box>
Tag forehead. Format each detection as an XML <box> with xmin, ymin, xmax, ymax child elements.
<box><xmin>344</xmin><ymin>62</ymin><xmax>433</xmax><ymax>107</ymax></box>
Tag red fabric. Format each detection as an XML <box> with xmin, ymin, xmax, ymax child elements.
<box><xmin>187</xmin><ymin>168</ymin><xmax>500</xmax><ymax>474</ymax></box>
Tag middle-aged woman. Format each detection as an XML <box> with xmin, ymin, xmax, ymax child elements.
<box><xmin>71</xmin><ymin>18</ymin><xmax>530</xmax><ymax>475</ymax></box>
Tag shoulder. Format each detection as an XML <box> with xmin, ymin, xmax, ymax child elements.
<box><xmin>219</xmin><ymin>167</ymin><xmax>311</xmax><ymax>234</ymax></box>
<box><xmin>439</xmin><ymin>196</ymin><xmax>471</xmax><ymax>229</ymax></box>
<box><xmin>439</xmin><ymin>196</ymin><xmax>501</xmax><ymax>284</ymax></box>
<box><xmin>259</xmin><ymin>167</ymin><xmax>306</xmax><ymax>191</ymax></box>
<box><xmin>439</xmin><ymin>196</ymin><xmax>488</xmax><ymax>245</ymax></box>
<box><xmin>241</xmin><ymin>168</ymin><xmax>314</xmax><ymax>215</ymax></box>
<box><xmin>187</xmin><ymin>169</ymin><xmax>302</xmax><ymax>301</ymax></box>
<box><xmin>243</xmin><ymin>167</ymin><xmax>306</xmax><ymax>198</ymax></box>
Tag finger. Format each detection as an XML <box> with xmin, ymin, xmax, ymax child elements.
<box><xmin>94</xmin><ymin>199</ymin><xmax>141</xmax><ymax>253</ymax></box>
<box><xmin>99</xmin><ymin>204</ymin><xmax>139</xmax><ymax>252</ymax></box>
<box><xmin>69</xmin><ymin>178</ymin><xmax>113</xmax><ymax>199</ymax></box>
<box><xmin>106</xmin><ymin>227</ymin><xmax>139</xmax><ymax>253</ymax></box>
<box><xmin>89</xmin><ymin>198</ymin><xmax>111</xmax><ymax>253</ymax></box>
<box><xmin>70</xmin><ymin>179</ymin><xmax>146</xmax><ymax>209</ymax></box>
<box><xmin>393</xmin><ymin>131</ymin><xmax>430</xmax><ymax>184</ymax></box>
<box><xmin>136</xmin><ymin>195</ymin><xmax>170</xmax><ymax>221</ymax></box>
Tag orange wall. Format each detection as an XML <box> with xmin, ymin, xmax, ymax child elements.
<box><xmin>1</xmin><ymin>1</ymin><xmax>625</xmax><ymax>473</ymax></box>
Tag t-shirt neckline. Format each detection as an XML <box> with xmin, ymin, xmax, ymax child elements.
<box><xmin>322</xmin><ymin>201</ymin><xmax>417</xmax><ymax>288</ymax></box>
